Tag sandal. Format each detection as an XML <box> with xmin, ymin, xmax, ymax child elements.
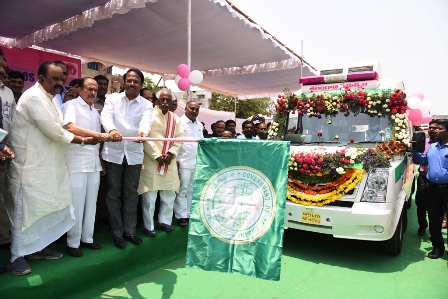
<box><xmin>177</xmin><ymin>218</ymin><xmax>189</xmax><ymax>226</ymax></box>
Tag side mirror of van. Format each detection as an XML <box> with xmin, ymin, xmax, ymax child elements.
<box><xmin>408</xmin><ymin>131</ymin><xmax>426</xmax><ymax>153</ymax></box>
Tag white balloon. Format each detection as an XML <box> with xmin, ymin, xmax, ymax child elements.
<box><xmin>188</xmin><ymin>70</ymin><xmax>203</xmax><ymax>85</ymax></box>
<box><xmin>420</xmin><ymin>100</ymin><xmax>433</xmax><ymax>113</ymax></box>
<box><xmin>407</xmin><ymin>96</ymin><xmax>422</xmax><ymax>110</ymax></box>
<box><xmin>175</xmin><ymin>75</ymin><xmax>182</xmax><ymax>85</ymax></box>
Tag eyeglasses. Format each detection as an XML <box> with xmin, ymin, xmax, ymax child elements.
<box><xmin>125</xmin><ymin>79</ymin><xmax>141</xmax><ymax>85</ymax></box>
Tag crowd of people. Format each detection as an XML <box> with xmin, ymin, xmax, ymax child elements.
<box><xmin>0</xmin><ymin>50</ymin><xmax>269</xmax><ymax>276</ymax></box>
<box><xmin>2</xmin><ymin>51</ymin><xmax>447</xmax><ymax>280</ymax></box>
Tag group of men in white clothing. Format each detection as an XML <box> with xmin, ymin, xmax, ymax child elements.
<box><xmin>0</xmin><ymin>61</ymin><xmax>203</xmax><ymax>276</ymax></box>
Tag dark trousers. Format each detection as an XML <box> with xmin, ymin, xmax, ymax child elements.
<box><xmin>415</xmin><ymin>175</ymin><xmax>429</xmax><ymax>228</ymax></box>
<box><xmin>105</xmin><ymin>158</ymin><xmax>142</xmax><ymax>238</ymax></box>
<box><xmin>426</xmin><ymin>184</ymin><xmax>448</xmax><ymax>250</ymax></box>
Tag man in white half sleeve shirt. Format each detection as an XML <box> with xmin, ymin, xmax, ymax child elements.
<box><xmin>174</xmin><ymin>101</ymin><xmax>203</xmax><ymax>226</ymax></box>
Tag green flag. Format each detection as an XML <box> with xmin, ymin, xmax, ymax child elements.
<box><xmin>186</xmin><ymin>138</ymin><xmax>290</xmax><ymax>281</ymax></box>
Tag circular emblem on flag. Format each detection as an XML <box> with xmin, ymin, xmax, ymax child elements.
<box><xmin>200</xmin><ymin>166</ymin><xmax>276</xmax><ymax>244</ymax></box>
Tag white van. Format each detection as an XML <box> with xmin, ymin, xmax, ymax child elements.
<box><xmin>275</xmin><ymin>62</ymin><xmax>415</xmax><ymax>255</ymax></box>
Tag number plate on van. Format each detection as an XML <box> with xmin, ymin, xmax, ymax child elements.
<box><xmin>301</xmin><ymin>211</ymin><xmax>321</xmax><ymax>224</ymax></box>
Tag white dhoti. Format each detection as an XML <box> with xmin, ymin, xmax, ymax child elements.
<box><xmin>142</xmin><ymin>190</ymin><xmax>176</xmax><ymax>230</ymax></box>
<box><xmin>10</xmin><ymin>187</ymin><xmax>76</xmax><ymax>261</ymax></box>
<box><xmin>67</xmin><ymin>172</ymin><xmax>100</xmax><ymax>248</ymax></box>
<box><xmin>174</xmin><ymin>167</ymin><xmax>195</xmax><ymax>219</ymax></box>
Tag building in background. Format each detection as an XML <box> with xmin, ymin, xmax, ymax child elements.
<box><xmin>81</xmin><ymin>62</ymin><xmax>123</xmax><ymax>93</ymax></box>
<box><xmin>174</xmin><ymin>90</ymin><xmax>212</xmax><ymax>108</ymax></box>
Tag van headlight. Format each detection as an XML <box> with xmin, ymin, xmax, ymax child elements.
<box><xmin>361</xmin><ymin>169</ymin><xmax>388</xmax><ymax>202</ymax></box>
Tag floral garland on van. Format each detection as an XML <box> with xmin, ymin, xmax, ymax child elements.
<box><xmin>269</xmin><ymin>88</ymin><xmax>410</xmax><ymax>146</ymax></box>
<box><xmin>272</xmin><ymin>87</ymin><xmax>410</xmax><ymax>206</ymax></box>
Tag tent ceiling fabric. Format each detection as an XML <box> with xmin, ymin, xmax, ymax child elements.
<box><xmin>0</xmin><ymin>0</ymin><xmax>315</xmax><ymax>98</ymax></box>
<box><xmin>0</xmin><ymin>0</ymin><xmax>111</xmax><ymax>38</ymax></box>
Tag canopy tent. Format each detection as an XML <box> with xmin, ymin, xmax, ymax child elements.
<box><xmin>0</xmin><ymin>0</ymin><xmax>315</xmax><ymax>99</ymax></box>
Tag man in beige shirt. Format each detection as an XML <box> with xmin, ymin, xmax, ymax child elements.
<box><xmin>138</xmin><ymin>89</ymin><xmax>184</xmax><ymax>236</ymax></box>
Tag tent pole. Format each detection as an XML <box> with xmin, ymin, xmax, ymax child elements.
<box><xmin>187</xmin><ymin>0</ymin><xmax>192</xmax><ymax>101</ymax></box>
<box><xmin>234</xmin><ymin>97</ymin><xmax>237</xmax><ymax>121</ymax></box>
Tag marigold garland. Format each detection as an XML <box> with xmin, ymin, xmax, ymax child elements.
<box><xmin>288</xmin><ymin>168</ymin><xmax>356</xmax><ymax>193</ymax></box>
<box><xmin>287</xmin><ymin>168</ymin><xmax>366</xmax><ymax>206</ymax></box>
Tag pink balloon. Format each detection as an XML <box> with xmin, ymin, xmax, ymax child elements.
<box><xmin>177</xmin><ymin>64</ymin><xmax>190</xmax><ymax>78</ymax></box>
<box><xmin>407</xmin><ymin>109</ymin><xmax>422</xmax><ymax>122</ymax></box>
<box><xmin>178</xmin><ymin>78</ymin><xmax>191</xmax><ymax>91</ymax></box>
<box><xmin>413</xmin><ymin>119</ymin><xmax>423</xmax><ymax>126</ymax></box>
<box><xmin>421</xmin><ymin>114</ymin><xmax>432</xmax><ymax>123</ymax></box>
<box><xmin>408</xmin><ymin>92</ymin><xmax>424</xmax><ymax>100</ymax></box>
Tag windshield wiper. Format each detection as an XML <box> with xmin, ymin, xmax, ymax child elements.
<box><xmin>353</xmin><ymin>140</ymin><xmax>382</xmax><ymax>144</ymax></box>
<box><xmin>304</xmin><ymin>140</ymin><xmax>342</xmax><ymax>144</ymax></box>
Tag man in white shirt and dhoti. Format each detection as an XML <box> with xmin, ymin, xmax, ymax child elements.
<box><xmin>138</xmin><ymin>89</ymin><xmax>184</xmax><ymax>236</ymax></box>
<box><xmin>63</xmin><ymin>77</ymin><xmax>111</xmax><ymax>257</ymax></box>
<box><xmin>4</xmin><ymin>62</ymin><xmax>99</xmax><ymax>276</ymax></box>
<box><xmin>174</xmin><ymin>101</ymin><xmax>203</xmax><ymax>227</ymax></box>
<box><xmin>101</xmin><ymin>68</ymin><xmax>153</xmax><ymax>249</ymax></box>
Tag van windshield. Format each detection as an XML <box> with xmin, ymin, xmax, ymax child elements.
<box><xmin>286</xmin><ymin>111</ymin><xmax>392</xmax><ymax>145</ymax></box>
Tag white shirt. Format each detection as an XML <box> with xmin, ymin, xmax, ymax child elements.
<box><xmin>177</xmin><ymin>115</ymin><xmax>203</xmax><ymax>169</ymax></box>
<box><xmin>0</xmin><ymin>81</ymin><xmax>16</xmax><ymax>133</ymax></box>
<box><xmin>101</xmin><ymin>92</ymin><xmax>153</xmax><ymax>165</ymax></box>
<box><xmin>54</xmin><ymin>88</ymin><xmax>66</xmax><ymax>109</ymax></box>
<box><xmin>63</xmin><ymin>96</ymin><xmax>102</xmax><ymax>173</ymax></box>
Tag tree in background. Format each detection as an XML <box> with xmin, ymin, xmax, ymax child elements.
<box><xmin>209</xmin><ymin>92</ymin><xmax>274</xmax><ymax>119</ymax></box>
<box><xmin>143</xmin><ymin>77</ymin><xmax>163</xmax><ymax>94</ymax></box>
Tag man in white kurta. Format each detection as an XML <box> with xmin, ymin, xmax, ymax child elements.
<box><xmin>4</xmin><ymin>62</ymin><xmax>89</xmax><ymax>275</ymax></box>
<box><xmin>63</xmin><ymin>77</ymin><xmax>109</xmax><ymax>257</ymax></box>
<box><xmin>174</xmin><ymin>101</ymin><xmax>203</xmax><ymax>226</ymax></box>
<box><xmin>138</xmin><ymin>89</ymin><xmax>184</xmax><ymax>235</ymax></box>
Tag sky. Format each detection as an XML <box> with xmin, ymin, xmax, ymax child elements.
<box><xmin>228</xmin><ymin>0</ymin><xmax>448</xmax><ymax>115</ymax></box>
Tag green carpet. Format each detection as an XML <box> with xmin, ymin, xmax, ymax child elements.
<box><xmin>2</xmin><ymin>201</ymin><xmax>448</xmax><ymax>299</ymax></box>
<box><xmin>0</xmin><ymin>223</ymin><xmax>189</xmax><ymax>299</ymax></box>
<box><xmin>96</xmin><ymin>202</ymin><xmax>448</xmax><ymax>299</ymax></box>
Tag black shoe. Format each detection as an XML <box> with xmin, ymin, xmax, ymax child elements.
<box><xmin>8</xmin><ymin>257</ymin><xmax>31</xmax><ymax>276</ymax></box>
<box><xmin>66</xmin><ymin>246</ymin><xmax>83</xmax><ymax>257</ymax></box>
<box><xmin>114</xmin><ymin>237</ymin><xmax>127</xmax><ymax>249</ymax></box>
<box><xmin>427</xmin><ymin>248</ymin><xmax>445</xmax><ymax>259</ymax></box>
<box><xmin>156</xmin><ymin>223</ymin><xmax>175</xmax><ymax>232</ymax></box>
<box><xmin>27</xmin><ymin>247</ymin><xmax>63</xmax><ymax>260</ymax></box>
<box><xmin>177</xmin><ymin>218</ymin><xmax>189</xmax><ymax>227</ymax></box>
<box><xmin>123</xmin><ymin>234</ymin><xmax>143</xmax><ymax>245</ymax></box>
<box><xmin>417</xmin><ymin>226</ymin><xmax>427</xmax><ymax>236</ymax></box>
<box><xmin>144</xmin><ymin>229</ymin><xmax>157</xmax><ymax>237</ymax></box>
<box><xmin>80</xmin><ymin>241</ymin><xmax>102</xmax><ymax>250</ymax></box>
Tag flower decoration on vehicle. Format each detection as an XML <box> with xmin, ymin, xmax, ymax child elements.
<box><xmin>267</xmin><ymin>121</ymin><xmax>281</xmax><ymax>140</ymax></box>
<box><xmin>271</xmin><ymin>88</ymin><xmax>411</xmax><ymax>145</ymax></box>
<box><xmin>377</xmin><ymin>139</ymin><xmax>407</xmax><ymax>160</ymax></box>
<box><xmin>390</xmin><ymin>113</ymin><xmax>410</xmax><ymax>146</ymax></box>
<box><xmin>287</xmin><ymin>168</ymin><xmax>366</xmax><ymax>206</ymax></box>
<box><xmin>274</xmin><ymin>88</ymin><xmax>407</xmax><ymax>119</ymax></box>
<box><xmin>288</xmin><ymin>147</ymin><xmax>389</xmax><ymax>184</ymax></box>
